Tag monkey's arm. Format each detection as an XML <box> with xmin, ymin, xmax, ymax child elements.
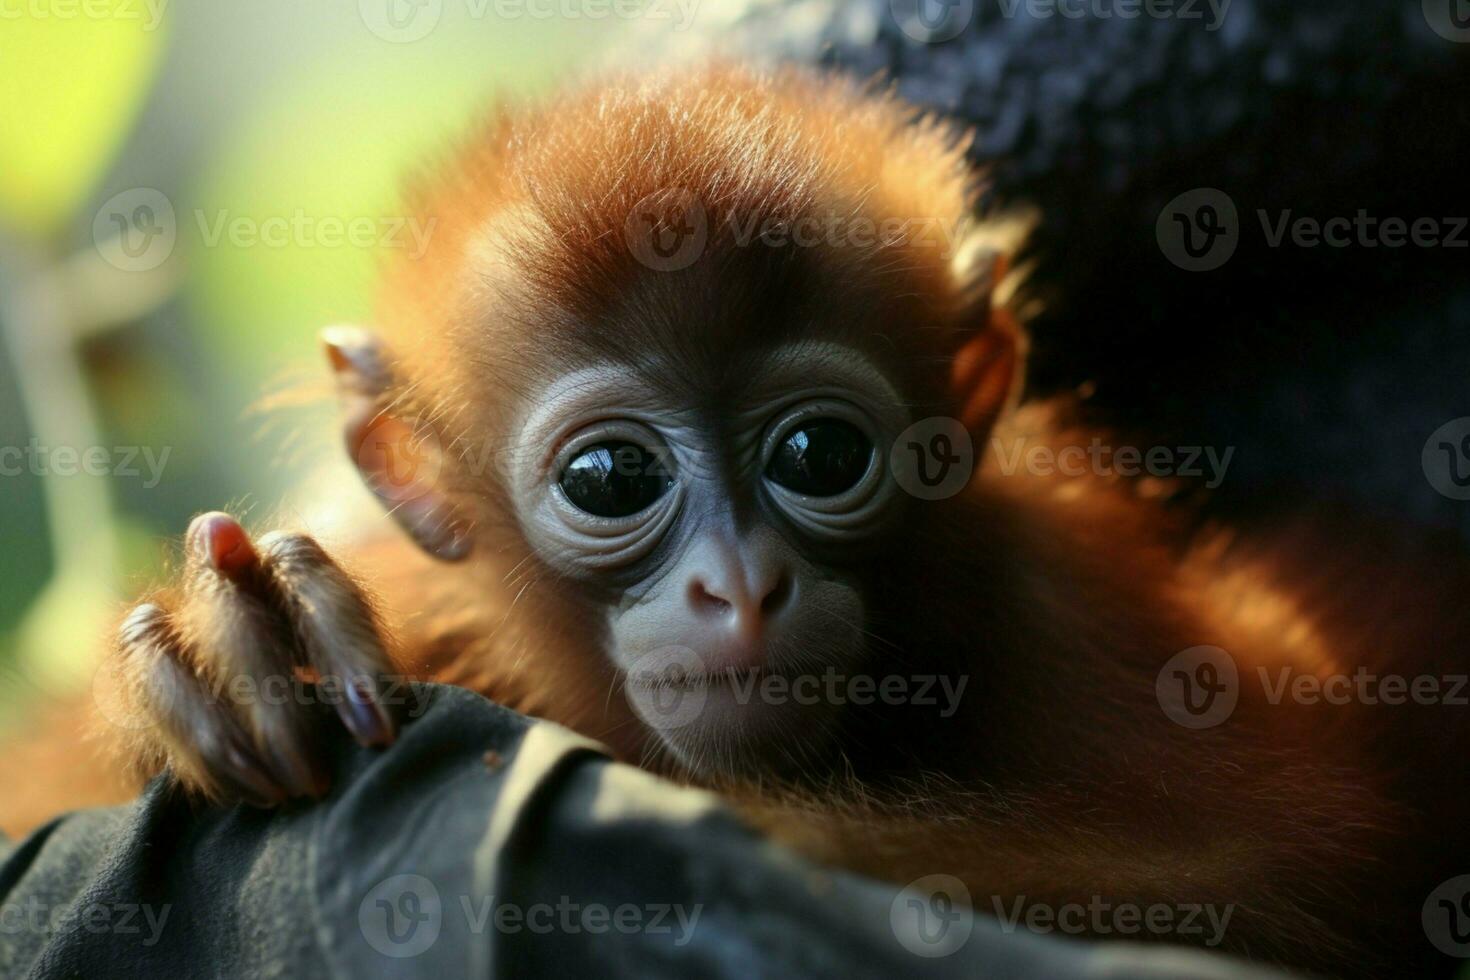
<box><xmin>736</xmin><ymin>755</ymin><xmax>1390</xmax><ymax>974</ymax></box>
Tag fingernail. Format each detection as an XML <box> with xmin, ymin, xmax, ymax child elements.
<box><xmin>339</xmin><ymin>677</ymin><xmax>397</xmax><ymax>748</ymax></box>
<box><xmin>189</xmin><ymin>512</ymin><xmax>258</xmax><ymax>576</ymax></box>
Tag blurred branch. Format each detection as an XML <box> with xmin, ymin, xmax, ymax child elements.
<box><xmin>0</xmin><ymin>230</ymin><xmax>179</xmax><ymax>689</ymax></box>
<box><xmin>0</xmin><ymin>232</ymin><xmax>117</xmax><ymax>588</ymax></box>
<box><xmin>44</xmin><ymin>245</ymin><xmax>183</xmax><ymax>341</ymax></box>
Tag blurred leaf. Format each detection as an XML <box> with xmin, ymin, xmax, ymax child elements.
<box><xmin>0</xmin><ymin>1</ymin><xmax>167</xmax><ymax>238</ymax></box>
<box><xmin>187</xmin><ymin>35</ymin><xmax>593</xmax><ymax>385</ymax></box>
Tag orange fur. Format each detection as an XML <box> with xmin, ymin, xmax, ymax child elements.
<box><xmin>2</xmin><ymin>64</ymin><xmax>1465</xmax><ymax>979</ymax></box>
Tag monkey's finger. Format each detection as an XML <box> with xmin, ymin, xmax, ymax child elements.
<box><xmin>178</xmin><ymin>521</ymin><xmax>331</xmax><ymax>800</ymax></box>
<box><xmin>117</xmin><ymin>603</ymin><xmax>288</xmax><ymax>809</ymax></box>
<box><xmin>258</xmin><ymin>531</ymin><xmax>399</xmax><ymax>749</ymax></box>
<box><xmin>186</xmin><ymin>510</ymin><xmax>261</xmax><ymax>579</ymax></box>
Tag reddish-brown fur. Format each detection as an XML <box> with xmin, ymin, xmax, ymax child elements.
<box><xmin>2</xmin><ymin>65</ymin><xmax>1466</xmax><ymax>978</ymax></box>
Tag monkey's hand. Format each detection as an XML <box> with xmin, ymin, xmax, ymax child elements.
<box><xmin>107</xmin><ymin>512</ymin><xmax>399</xmax><ymax>807</ymax></box>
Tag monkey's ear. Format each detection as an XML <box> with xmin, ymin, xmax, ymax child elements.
<box><xmin>947</xmin><ymin>251</ymin><xmax>1025</xmax><ymax>447</ymax></box>
<box><xmin>320</xmin><ymin>326</ymin><xmax>472</xmax><ymax>561</ymax></box>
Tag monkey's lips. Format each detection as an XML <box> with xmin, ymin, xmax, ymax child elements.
<box><xmin>630</xmin><ymin>665</ymin><xmax>771</xmax><ymax>692</ymax></box>
<box><xmin>625</xmin><ymin>660</ymin><xmax>849</xmax><ymax>777</ymax></box>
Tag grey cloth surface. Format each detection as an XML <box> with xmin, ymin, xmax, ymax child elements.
<box><xmin>0</xmin><ymin>683</ymin><xmax>1284</xmax><ymax>979</ymax></box>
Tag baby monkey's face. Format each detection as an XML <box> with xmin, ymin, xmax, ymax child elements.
<box><xmin>507</xmin><ymin>342</ymin><xmax>913</xmax><ymax>777</ymax></box>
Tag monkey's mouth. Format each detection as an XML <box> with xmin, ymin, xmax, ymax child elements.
<box><xmin>629</xmin><ymin>665</ymin><xmax>774</xmax><ymax>692</ymax></box>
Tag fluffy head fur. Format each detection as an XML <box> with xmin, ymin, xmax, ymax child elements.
<box><xmin>374</xmin><ymin>64</ymin><xmax>994</xmax><ymax>474</ymax></box>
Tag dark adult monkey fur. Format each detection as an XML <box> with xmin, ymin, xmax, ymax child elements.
<box><xmin>6</xmin><ymin>65</ymin><xmax>1469</xmax><ymax>978</ymax></box>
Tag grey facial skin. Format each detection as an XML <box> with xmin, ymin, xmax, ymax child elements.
<box><xmin>508</xmin><ymin>344</ymin><xmax>910</xmax><ymax>775</ymax></box>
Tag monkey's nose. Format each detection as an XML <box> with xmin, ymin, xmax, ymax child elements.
<box><xmin>687</xmin><ymin>566</ymin><xmax>795</xmax><ymax>644</ymax></box>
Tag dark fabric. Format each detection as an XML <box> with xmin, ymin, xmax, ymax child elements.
<box><xmin>0</xmin><ymin>683</ymin><xmax>1283</xmax><ymax>979</ymax></box>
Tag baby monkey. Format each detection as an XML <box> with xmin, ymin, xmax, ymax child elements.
<box><xmin>102</xmin><ymin>65</ymin><xmax>1469</xmax><ymax>976</ymax></box>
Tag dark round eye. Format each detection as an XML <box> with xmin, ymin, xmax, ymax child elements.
<box><xmin>558</xmin><ymin>441</ymin><xmax>672</xmax><ymax>518</ymax></box>
<box><xmin>766</xmin><ymin>418</ymin><xmax>873</xmax><ymax>497</ymax></box>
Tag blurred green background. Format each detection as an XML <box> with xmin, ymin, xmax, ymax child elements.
<box><xmin>0</xmin><ymin>0</ymin><xmax>656</xmax><ymax>729</ymax></box>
